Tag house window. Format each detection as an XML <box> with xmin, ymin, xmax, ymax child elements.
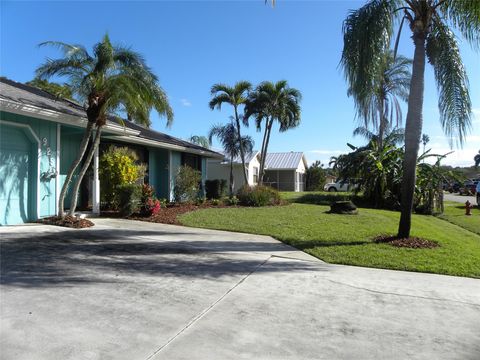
<box><xmin>253</xmin><ymin>166</ymin><xmax>259</xmax><ymax>184</ymax></box>
<box><xmin>182</xmin><ymin>153</ymin><xmax>201</xmax><ymax>171</ymax></box>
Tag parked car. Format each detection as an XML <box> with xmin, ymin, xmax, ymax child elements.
<box><xmin>324</xmin><ymin>180</ymin><xmax>354</xmax><ymax>192</ymax></box>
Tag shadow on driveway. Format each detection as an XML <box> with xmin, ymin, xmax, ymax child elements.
<box><xmin>1</xmin><ymin>228</ymin><xmax>325</xmax><ymax>288</ymax></box>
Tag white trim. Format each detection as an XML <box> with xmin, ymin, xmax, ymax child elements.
<box><xmin>168</xmin><ymin>150</ymin><xmax>173</xmax><ymax>202</ymax></box>
<box><xmin>92</xmin><ymin>143</ymin><xmax>100</xmax><ymax>214</ymax></box>
<box><xmin>55</xmin><ymin>124</ymin><xmax>61</xmax><ymax>215</ymax></box>
<box><xmin>0</xmin><ymin>99</ymin><xmax>140</xmax><ymax>136</ymax></box>
<box><xmin>0</xmin><ymin>119</ymin><xmax>41</xmax><ymax>221</ymax></box>
<box><xmin>103</xmin><ymin>134</ymin><xmax>223</xmax><ymax>159</ymax></box>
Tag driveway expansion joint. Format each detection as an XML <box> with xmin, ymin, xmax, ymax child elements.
<box><xmin>145</xmin><ymin>255</ymin><xmax>273</xmax><ymax>359</ymax></box>
<box><xmin>324</xmin><ymin>278</ymin><xmax>480</xmax><ymax>308</ymax></box>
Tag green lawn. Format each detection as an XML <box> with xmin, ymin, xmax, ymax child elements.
<box><xmin>179</xmin><ymin>203</ymin><xmax>480</xmax><ymax>278</ymax></box>
<box><xmin>437</xmin><ymin>201</ymin><xmax>480</xmax><ymax>235</ymax></box>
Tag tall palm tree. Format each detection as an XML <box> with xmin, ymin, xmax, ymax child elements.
<box><xmin>189</xmin><ymin>135</ymin><xmax>210</xmax><ymax>149</ymax></box>
<box><xmin>209</xmin><ymin>81</ymin><xmax>252</xmax><ymax>184</ymax></box>
<box><xmin>245</xmin><ymin>80</ymin><xmax>301</xmax><ymax>184</ymax></box>
<box><xmin>349</xmin><ymin>51</ymin><xmax>411</xmax><ymax>150</ymax></box>
<box><xmin>341</xmin><ymin>0</ymin><xmax>478</xmax><ymax>238</ymax></box>
<box><xmin>208</xmin><ymin>120</ymin><xmax>254</xmax><ymax>196</ymax></box>
<box><xmin>36</xmin><ymin>34</ymin><xmax>173</xmax><ymax>217</ymax></box>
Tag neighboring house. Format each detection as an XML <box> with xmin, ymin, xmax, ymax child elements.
<box><xmin>207</xmin><ymin>151</ymin><xmax>307</xmax><ymax>192</ymax></box>
<box><xmin>0</xmin><ymin>78</ymin><xmax>222</xmax><ymax>225</ymax></box>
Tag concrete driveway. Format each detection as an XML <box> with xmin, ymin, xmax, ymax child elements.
<box><xmin>444</xmin><ymin>192</ymin><xmax>476</xmax><ymax>205</ymax></box>
<box><xmin>1</xmin><ymin>219</ymin><xmax>479</xmax><ymax>360</ymax></box>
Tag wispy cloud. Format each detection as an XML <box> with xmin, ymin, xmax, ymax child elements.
<box><xmin>180</xmin><ymin>98</ymin><xmax>192</xmax><ymax>107</ymax></box>
<box><xmin>472</xmin><ymin>108</ymin><xmax>480</xmax><ymax>124</ymax></box>
<box><xmin>307</xmin><ymin>149</ymin><xmax>344</xmax><ymax>155</ymax></box>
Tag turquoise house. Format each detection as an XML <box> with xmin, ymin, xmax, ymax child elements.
<box><xmin>0</xmin><ymin>78</ymin><xmax>222</xmax><ymax>225</ymax></box>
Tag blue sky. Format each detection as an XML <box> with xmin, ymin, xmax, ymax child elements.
<box><xmin>1</xmin><ymin>0</ymin><xmax>479</xmax><ymax>166</ymax></box>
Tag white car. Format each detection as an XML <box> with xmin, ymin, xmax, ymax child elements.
<box><xmin>324</xmin><ymin>180</ymin><xmax>352</xmax><ymax>192</ymax></box>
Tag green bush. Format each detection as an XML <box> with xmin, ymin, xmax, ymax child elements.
<box><xmin>174</xmin><ymin>165</ymin><xmax>202</xmax><ymax>203</ymax></box>
<box><xmin>99</xmin><ymin>146</ymin><xmax>146</xmax><ymax>209</ymax></box>
<box><xmin>226</xmin><ymin>196</ymin><xmax>239</xmax><ymax>206</ymax></box>
<box><xmin>205</xmin><ymin>179</ymin><xmax>227</xmax><ymax>199</ymax></box>
<box><xmin>237</xmin><ymin>185</ymin><xmax>281</xmax><ymax>207</ymax></box>
<box><xmin>117</xmin><ymin>184</ymin><xmax>142</xmax><ymax>216</ymax></box>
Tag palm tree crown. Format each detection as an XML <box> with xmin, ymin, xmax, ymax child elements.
<box><xmin>37</xmin><ymin>34</ymin><xmax>173</xmax><ymax>127</ymax></box>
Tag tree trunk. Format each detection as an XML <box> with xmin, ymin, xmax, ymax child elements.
<box><xmin>258</xmin><ymin>118</ymin><xmax>269</xmax><ymax>186</ymax></box>
<box><xmin>234</xmin><ymin>106</ymin><xmax>249</xmax><ymax>185</ymax></box>
<box><xmin>378</xmin><ymin>98</ymin><xmax>385</xmax><ymax>150</ymax></box>
<box><xmin>259</xmin><ymin>119</ymin><xmax>274</xmax><ymax>185</ymax></box>
<box><xmin>398</xmin><ymin>33</ymin><xmax>426</xmax><ymax>238</ymax></box>
<box><xmin>57</xmin><ymin>120</ymin><xmax>95</xmax><ymax>218</ymax></box>
<box><xmin>229</xmin><ymin>154</ymin><xmax>234</xmax><ymax>196</ymax></box>
<box><xmin>68</xmin><ymin>127</ymin><xmax>102</xmax><ymax>216</ymax></box>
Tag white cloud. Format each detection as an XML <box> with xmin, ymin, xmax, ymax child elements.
<box><xmin>472</xmin><ymin>108</ymin><xmax>480</xmax><ymax>124</ymax></box>
<box><xmin>307</xmin><ymin>149</ymin><xmax>344</xmax><ymax>155</ymax></box>
<box><xmin>180</xmin><ymin>98</ymin><xmax>192</xmax><ymax>107</ymax></box>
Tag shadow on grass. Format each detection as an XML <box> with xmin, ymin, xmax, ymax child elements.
<box><xmin>0</xmin><ymin>227</ymin><xmax>326</xmax><ymax>288</ymax></box>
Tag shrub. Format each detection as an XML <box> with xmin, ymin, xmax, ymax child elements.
<box><xmin>205</xmin><ymin>179</ymin><xmax>228</xmax><ymax>199</ymax></box>
<box><xmin>226</xmin><ymin>196</ymin><xmax>239</xmax><ymax>206</ymax></box>
<box><xmin>140</xmin><ymin>184</ymin><xmax>161</xmax><ymax>217</ymax></box>
<box><xmin>99</xmin><ymin>146</ymin><xmax>146</xmax><ymax>209</ymax></box>
<box><xmin>305</xmin><ymin>160</ymin><xmax>327</xmax><ymax>191</ymax></box>
<box><xmin>117</xmin><ymin>184</ymin><xmax>142</xmax><ymax>216</ymax></box>
<box><xmin>211</xmin><ymin>198</ymin><xmax>222</xmax><ymax>206</ymax></box>
<box><xmin>195</xmin><ymin>196</ymin><xmax>207</xmax><ymax>206</ymax></box>
<box><xmin>174</xmin><ymin>165</ymin><xmax>202</xmax><ymax>203</ymax></box>
<box><xmin>237</xmin><ymin>185</ymin><xmax>281</xmax><ymax>207</ymax></box>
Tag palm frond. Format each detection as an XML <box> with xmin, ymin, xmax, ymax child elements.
<box><xmin>427</xmin><ymin>19</ymin><xmax>472</xmax><ymax>145</ymax></box>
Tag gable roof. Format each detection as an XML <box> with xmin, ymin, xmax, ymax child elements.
<box><xmin>0</xmin><ymin>77</ymin><xmax>221</xmax><ymax>158</ymax></box>
<box><xmin>264</xmin><ymin>152</ymin><xmax>307</xmax><ymax>170</ymax></box>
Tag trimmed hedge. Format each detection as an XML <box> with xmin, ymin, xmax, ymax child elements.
<box><xmin>237</xmin><ymin>185</ymin><xmax>281</xmax><ymax>207</ymax></box>
<box><xmin>205</xmin><ymin>179</ymin><xmax>227</xmax><ymax>199</ymax></box>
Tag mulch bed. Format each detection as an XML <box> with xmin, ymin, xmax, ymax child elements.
<box><xmin>374</xmin><ymin>235</ymin><xmax>439</xmax><ymax>249</ymax></box>
<box><xmin>38</xmin><ymin>215</ymin><xmax>94</xmax><ymax>229</ymax></box>
<box><xmin>129</xmin><ymin>202</ymin><xmax>232</xmax><ymax>225</ymax></box>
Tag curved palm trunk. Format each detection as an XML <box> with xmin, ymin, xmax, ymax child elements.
<box><xmin>258</xmin><ymin>119</ymin><xmax>269</xmax><ymax>186</ymax></box>
<box><xmin>229</xmin><ymin>154</ymin><xmax>235</xmax><ymax>196</ymax></box>
<box><xmin>58</xmin><ymin>121</ymin><xmax>95</xmax><ymax>218</ymax></box>
<box><xmin>234</xmin><ymin>106</ymin><xmax>249</xmax><ymax>185</ymax></box>
<box><xmin>259</xmin><ymin>119</ymin><xmax>274</xmax><ymax>185</ymax></box>
<box><xmin>398</xmin><ymin>34</ymin><xmax>426</xmax><ymax>238</ymax></box>
<box><xmin>68</xmin><ymin>127</ymin><xmax>102</xmax><ymax>216</ymax></box>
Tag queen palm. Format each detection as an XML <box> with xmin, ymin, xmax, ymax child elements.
<box><xmin>208</xmin><ymin>120</ymin><xmax>254</xmax><ymax>196</ymax></box>
<box><xmin>245</xmin><ymin>80</ymin><xmax>301</xmax><ymax>184</ymax></box>
<box><xmin>342</xmin><ymin>0</ymin><xmax>478</xmax><ymax>238</ymax></box>
<box><xmin>209</xmin><ymin>81</ymin><xmax>252</xmax><ymax>184</ymax></box>
<box><xmin>349</xmin><ymin>50</ymin><xmax>411</xmax><ymax>150</ymax></box>
<box><xmin>36</xmin><ymin>34</ymin><xmax>173</xmax><ymax>217</ymax></box>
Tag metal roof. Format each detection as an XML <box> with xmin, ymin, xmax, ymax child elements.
<box><xmin>264</xmin><ymin>152</ymin><xmax>306</xmax><ymax>170</ymax></box>
<box><xmin>0</xmin><ymin>77</ymin><xmax>221</xmax><ymax>158</ymax></box>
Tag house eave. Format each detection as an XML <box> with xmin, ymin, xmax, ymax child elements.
<box><xmin>0</xmin><ymin>98</ymin><xmax>140</xmax><ymax>136</ymax></box>
<box><xmin>103</xmin><ymin>134</ymin><xmax>224</xmax><ymax>159</ymax></box>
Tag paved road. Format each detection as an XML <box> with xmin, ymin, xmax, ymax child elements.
<box><xmin>444</xmin><ymin>192</ymin><xmax>477</xmax><ymax>205</ymax></box>
<box><xmin>1</xmin><ymin>219</ymin><xmax>479</xmax><ymax>360</ymax></box>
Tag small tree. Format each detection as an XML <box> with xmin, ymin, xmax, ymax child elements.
<box><xmin>305</xmin><ymin>161</ymin><xmax>326</xmax><ymax>191</ymax></box>
<box><xmin>99</xmin><ymin>146</ymin><xmax>146</xmax><ymax>209</ymax></box>
<box><xmin>174</xmin><ymin>165</ymin><xmax>202</xmax><ymax>203</ymax></box>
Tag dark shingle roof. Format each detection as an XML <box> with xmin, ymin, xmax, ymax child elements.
<box><xmin>0</xmin><ymin>77</ymin><xmax>220</xmax><ymax>157</ymax></box>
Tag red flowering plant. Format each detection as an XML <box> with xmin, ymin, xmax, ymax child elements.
<box><xmin>141</xmin><ymin>184</ymin><xmax>162</xmax><ymax>216</ymax></box>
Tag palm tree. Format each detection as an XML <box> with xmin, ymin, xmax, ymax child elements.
<box><xmin>421</xmin><ymin>133</ymin><xmax>430</xmax><ymax>155</ymax></box>
<box><xmin>36</xmin><ymin>34</ymin><xmax>173</xmax><ymax>217</ymax></box>
<box><xmin>342</xmin><ymin>0</ymin><xmax>478</xmax><ymax>238</ymax></box>
<box><xmin>189</xmin><ymin>135</ymin><xmax>210</xmax><ymax>149</ymax></box>
<box><xmin>244</xmin><ymin>80</ymin><xmax>301</xmax><ymax>184</ymax></box>
<box><xmin>348</xmin><ymin>51</ymin><xmax>411</xmax><ymax>150</ymax></box>
<box><xmin>208</xmin><ymin>120</ymin><xmax>254</xmax><ymax>196</ymax></box>
<box><xmin>209</xmin><ymin>81</ymin><xmax>252</xmax><ymax>185</ymax></box>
